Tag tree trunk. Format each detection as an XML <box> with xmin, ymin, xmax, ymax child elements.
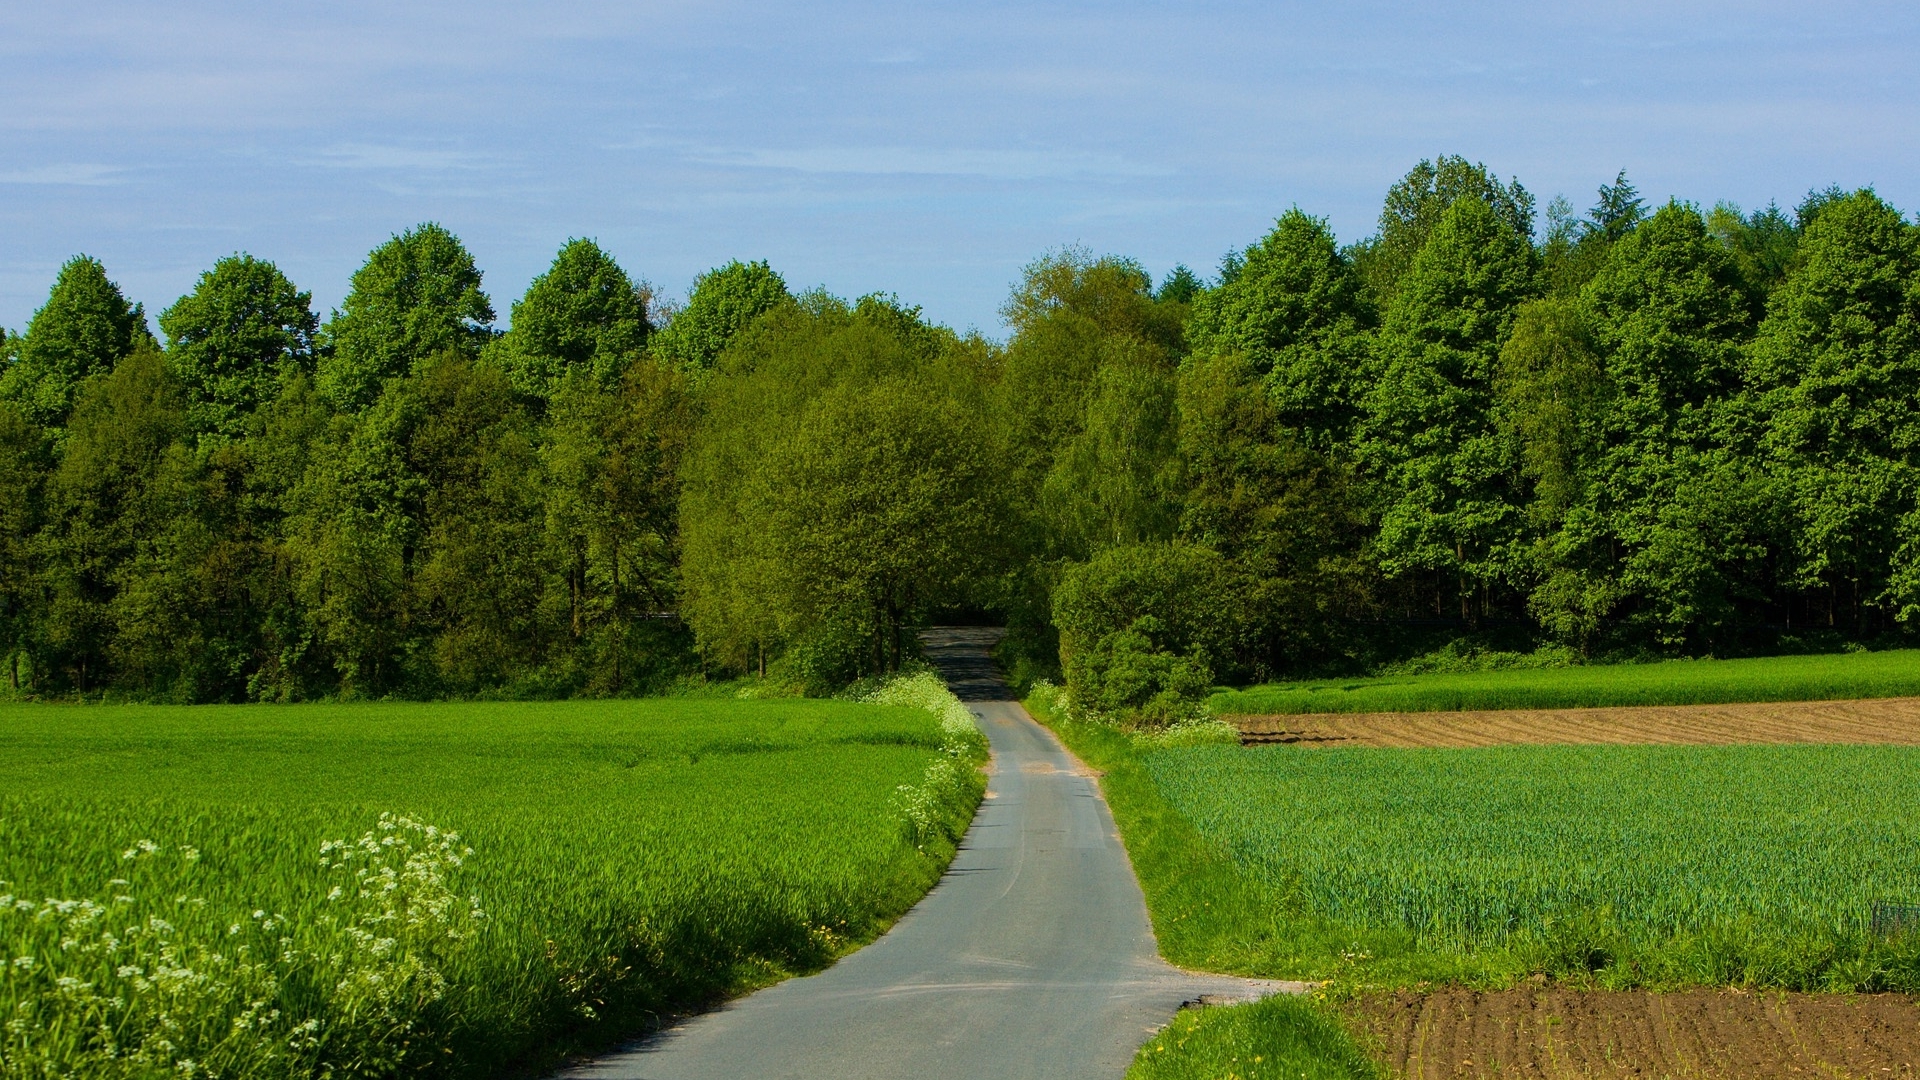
<box><xmin>571</xmin><ymin>546</ymin><xmax>586</xmax><ymax>640</ymax></box>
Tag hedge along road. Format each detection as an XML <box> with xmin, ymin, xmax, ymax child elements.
<box><xmin>560</xmin><ymin>627</ymin><xmax>1283</xmax><ymax>1080</ymax></box>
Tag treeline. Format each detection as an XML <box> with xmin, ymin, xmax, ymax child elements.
<box><xmin>2</xmin><ymin>157</ymin><xmax>1918</xmax><ymax>704</ymax></box>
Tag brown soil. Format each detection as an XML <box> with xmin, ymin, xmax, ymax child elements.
<box><xmin>1230</xmin><ymin>696</ymin><xmax>1920</xmax><ymax>749</ymax></box>
<box><xmin>1346</xmin><ymin>987</ymin><xmax>1920</xmax><ymax>1079</ymax></box>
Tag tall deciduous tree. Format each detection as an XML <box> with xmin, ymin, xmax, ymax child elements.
<box><xmin>494</xmin><ymin>238</ymin><xmax>651</xmax><ymax>401</ymax></box>
<box><xmin>36</xmin><ymin>344</ymin><xmax>185</xmax><ymax>692</ymax></box>
<box><xmin>649</xmin><ymin>259</ymin><xmax>788</xmax><ymax>372</ymax></box>
<box><xmin>680</xmin><ymin>295</ymin><xmax>1006</xmax><ymax>682</ymax></box>
<box><xmin>1549</xmin><ymin>201</ymin><xmax>1762</xmax><ymax>650</ymax></box>
<box><xmin>1748</xmin><ymin>190</ymin><xmax>1920</xmax><ymax>630</ymax></box>
<box><xmin>317</xmin><ymin>224</ymin><xmax>494</xmax><ymax>410</ymax></box>
<box><xmin>1185</xmin><ymin>210</ymin><xmax>1375</xmax><ymax>446</ymax></box>
<box><xmin>0</xmin><ymin>256</ymin><xmax>151</xmax><ymax>433</ymax></box>
<box><xmin>159</xmin><ymin>254</ymin><xmax>318</xmax><ymax>445</ymax></box>
<box><xmin>540</xmin><ymin>358</ymin><xmax>695</xmax><ymax>691</ymax></box>
<box><xmin>1360</xmin><ymin>196</ymin><xmax>1539</xmax><ymax>620</ymax></box>
<box><xmin>0</xmin><ymin>402</ymin><xmax>46</xmax><ymax>688</ymax></box>
<box><xmin>1352</xmin><ymin>156</ymin><xmax>1534</xmax><ymax>304</ymax></box>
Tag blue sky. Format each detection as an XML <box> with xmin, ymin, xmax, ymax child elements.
<box><xmin>2</xmin><ymin>1</ymin><xmax>1914</xmax><ymax>337</ymax></box>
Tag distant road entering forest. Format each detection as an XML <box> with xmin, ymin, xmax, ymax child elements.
<box><xmin>559</xmin><ymin>628</ymin><xmax>1278</xmax><ymax>1080</ymax></box>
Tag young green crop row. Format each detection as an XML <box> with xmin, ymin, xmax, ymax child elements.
<box><xmin>1149</xmin><ymin>743</ymin><xmax>1920</xmax><ymax>946</ymax></box>
<box><xmin>1210</xmin><ymin>647</ymin><xmax>1920</xmax><ymax>715</ymax></box>
<box><xmin>0</xmin><ymin>684</ymin><xmax>986</xmax><ymax>1079</ymax></box>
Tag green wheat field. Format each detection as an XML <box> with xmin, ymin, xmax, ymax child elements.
<box><xmin>0</xmin><ymin>680</ymin><xmax>984</xmax><ymax>1078</ymax></box>
<box><xmin>1144</xmin><ymin>740</ymin><xmax>1920</xmax><ymax>986</ymax></box>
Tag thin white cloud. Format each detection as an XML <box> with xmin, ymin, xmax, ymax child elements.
<box><xmin>688</xmin><ymin>146</ymin><xmax>1170</xmax><ymax>181</ymax></box>
<box><xmin>0</xmin><ymin>163</ymin><xmax>123</xmax><ymax>185</ymax></box>
<box><xmin>306</xmin><ymin>144</ymin><xmax>493</xmax><ymax>172</ymax></box>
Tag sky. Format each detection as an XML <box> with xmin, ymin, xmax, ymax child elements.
<box><xmin>1</xmin><ymin>1</ymin><xmax>1915</xmax><ymax>338</ymax></box>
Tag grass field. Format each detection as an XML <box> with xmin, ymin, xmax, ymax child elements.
<box><xmin>1147</xmin><ymin>742</ymin><xmax>1920</xmax><ymax>985</ymax></box>
<box><xmin>1211</xmin><ymin>647</ymin><xmax>1920</xmax><ymax>715</ymax></box>
<box><xmin>1030</xmin><ymin>687</ymin><xmax>1920</xmax><ymax>1079</ymax></box>
<box><xmin>0</xmin><ymin>675</ymin><xmax>985</xmax><ymax>1079</ymax></box>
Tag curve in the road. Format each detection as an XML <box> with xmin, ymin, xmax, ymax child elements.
<box><xmin>560</xmin><ymin>627</ymin><xmax>1284</xmax><ymax>1080</ymax></box>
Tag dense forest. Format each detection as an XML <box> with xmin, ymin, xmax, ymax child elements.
<box><xmin>3</xmin><ymin>157</ymin><xmax>1918</xmax><ymax>712</ymax></box>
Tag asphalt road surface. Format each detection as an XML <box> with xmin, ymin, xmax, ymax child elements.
<box><xmin>558</xmin><ymin>627</ymin><xmax>1283</xmax><ymax>1080</ymax></box>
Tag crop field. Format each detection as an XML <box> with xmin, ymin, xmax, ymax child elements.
<box><xmin>0</xmin><ymin>678</ymin><xmax>984</xmax><ymax>1079</ymax></box>
<box><xmin>1232</xmin><ymin>695</ymin><xmax>1920</xmax><ymax>748</ymax></box>
<box><xmin>1348</xmin><ymin>986</ymin><xmax>1920</xmax><ymax>1079</ymax></box>
<box><xmin>1143</xmin><ymin>741</ymin><xmax>1920</xmax><ymax>986</ymax></box>
<box><xmin>1211</xmin><ymin>648</ymin><xmax>1920</xmax><ymax>716</ymax></box>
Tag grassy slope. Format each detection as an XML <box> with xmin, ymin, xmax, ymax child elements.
<box><xmin>0</xmin><ymin>696</ymin><xmax>984</xmax><ymax>1077</ymax></box>
<box><xmin>1212</xmin><ymin>647</ymin><xmax>1920</xmax><ymax>715</ymax></box>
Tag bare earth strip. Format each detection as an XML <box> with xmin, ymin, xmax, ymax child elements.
<box><xmin>1230</xmin><ymin>696</ymin><xmax>1920</xmax><ymax>748</ymax></box>
<box><xmin>1346</xmin><ymin>987</ymin><xmax>1920</xmax><ymax>1079</ymax></box>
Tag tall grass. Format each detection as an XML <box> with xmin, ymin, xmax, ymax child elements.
<box><xmin>1212</xmin><ymin>648</ymin><xmax>1920</xmax><ymax>715</ymax></box>
<box><xmin>0</xmin><ymin>689</ymin><xmax>985</xmax><ymax>1078</ymax></box>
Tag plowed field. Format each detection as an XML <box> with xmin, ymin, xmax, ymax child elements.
<box><xmin>1347</xmin><ymin>987</ymin><xmax>1920</xmax><ymax>1079</ymax></box>
<box><xmin>1231</xmin><ymin>696</ymin><xmax>1920</xmax><ymax>748</ymax></box>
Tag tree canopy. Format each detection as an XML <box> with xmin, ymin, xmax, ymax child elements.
<box><xmin>4</xmin><ymin>168</ymin><xmax>1919</xmax><ymax>706</ymax></box>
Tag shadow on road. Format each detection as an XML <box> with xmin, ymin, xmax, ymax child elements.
<box><xmin>918</xmin><ymin>626</ymin><xmax>1009</xmax><ymax>701</ymax></box>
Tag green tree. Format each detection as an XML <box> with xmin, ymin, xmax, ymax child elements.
<box><xmin>407</xmin><ymin>355</ymin><xmax>548</xmax><ymax>692</ymax></box>
<box><xmin>994</xmin><ymin>249</ymin><xmax>1184</xmax><ymax>510</ymax></box>
<box><xmin>539</xmin><ymin>359</ymin><xmax>695</xmax><ymax>691</ymax></box>
<box><xmin>1352</xmin><ymin>156</ymin><xmax>1534</xmax><ymax>304</ymax></box>
<box><xmin>680</xmin><ymin>295</ymin><xmax>1006</xmax><ymax>684</ymax></box>
<box><xmin>1493</xmin><ymin>299</ymin><xmax>1615</xmax><ymax>649</ymax></box>
<box><xmin>0</xmin><ymin>402</ymin><xmax>46</xmax><ymax>689</ymax></box>
<box><xmin>1747</xmin><ymin>190</ymin><xmax>1920</xmax><ymax>631</ymax></box>
<box><xmin>1176</xmin><ymin>351</ymin><xmax>1372</xmax><ymax>677</ymax></box>
<box><xmin>1537</xmin><ymin>201</ymin><xmax>1762</xmax><ymax>651</ymax></box>
<box><xmin>1587</xmin><ymin>170</ymin><xmax>1647</xmax><ymax>242</ymax></box>
<box><xmin>317</xmin><ymin>224</ymin><xmax>494</xmax><ymax>410</ymax></box>
<box><xmin>35</xmin><ymin>344</ymin><xmax>186</xmax><ymax>692</ymax></box>
<box><xmin>1185</xmin><ymin>210</ymin><xmax>1375</xmax><ymax>445</ymax></box>
<box><xmin>650</xmin><ymin>259</ymin><xmax>789</xmax><ymax>372</ymax></box>
<box><xmin>1037</xmin><ymin>343</ymin><xmax>1182</xmax><ymax>558</ymax></box>
<box><xmin>1359</xmin><ymin>196</ymin><xmax>1539</xmax><ymax>621</ymax></box>
<box><xmin>0</xmin><ymin>256</ymin><xmax>151</xmax><ymax>432</ymax></box>
<box><xmin>1707</xmin><ymin>201</ymin><xmax>1800</xmax><ymax>311</ymax></box>
<box><xmin>159</xmin><ymin>254</ymin><xmax>318</xmax><ymax>445</ymax></box>
<box><xmin>494</xmin><ymin>238</ymin><xmax>651</xmax><ymax>401</ymax></box>
<box><xmin>1154</xmin><ymin>265</ymin><xmax>1203</xmax><ymax>304</ymax></box>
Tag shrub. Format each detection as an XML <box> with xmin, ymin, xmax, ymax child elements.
<box><xmin>1054</xmin><ymin>542</ymin><xmax>1240</xmax><ymax>722</ymax></box>
<box><xmin>1069</xmin><ymin>617</ymin><xmax>1213</xmax><ymax>724</ymax></box>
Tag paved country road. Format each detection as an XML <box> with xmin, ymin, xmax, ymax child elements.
<box><xmin>559</xmin><ymin>627</ymin><xmax>1283</xmax><ymax>1080</ymax></box>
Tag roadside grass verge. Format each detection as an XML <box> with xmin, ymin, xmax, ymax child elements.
<box><xmin>1212</xmin><ymin>647</ymin><xmax>1920</xmax><ymax>715</ymax></box>
<box><xmin>0</xmin><ymin>682</ymin><xmax>985</xmax><ymax>1079</ymax></box>
<box><xmin>1125</xmin><ymin>994</ymin><xmax>1381</xmax><ymax>1080</ymax></box>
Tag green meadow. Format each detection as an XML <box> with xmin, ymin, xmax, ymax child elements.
<box><xmin>1210</xmin><ymin>648</ymin><xmax>1920</xmax><ymax>715</ymax></box>
<box><xmin>0</xmin><ymin>680</ymin><xmax>984</xmax><ymax>1079</ymax></box>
